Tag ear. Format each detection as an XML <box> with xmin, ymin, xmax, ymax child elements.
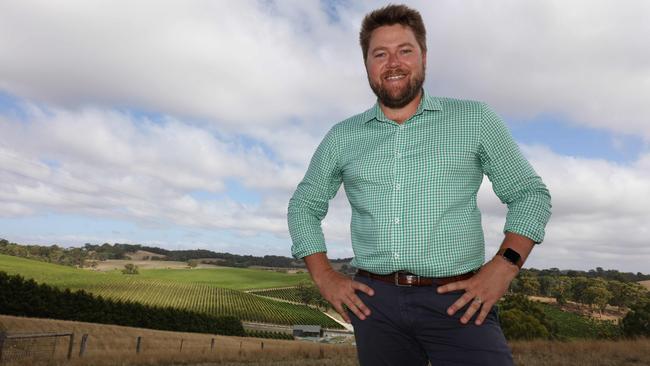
<box><xmin>422</xmin><ymin>50</ymin><xmax>427</xmax><ymax>68</ymax></box>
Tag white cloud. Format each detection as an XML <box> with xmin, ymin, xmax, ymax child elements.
<box><xmin>1</xmin><ymin>103</ymin><xmax>649</xmax><ymax>271</ymax></box>
<box><xmin>0</xmin><ymin>0</ymin><xmax>371</xmax><ymax>132</ymax></box>
<box><xmin>1</xmin><ymin>1</ymin><xmax>649</xmax><ymax>272</ymax></box>
<box><xmin>478</xmin><ymin>146</ymin><xmax>650</xmax><ymax>272</ymax></box>
<box><xmin>416</xmin><ymin>0</ymin><xmax>650</xmax><ymax>139</ymax></box>
<box><xmin>2</xmin><ymin>0</ymin><xmax>649</xmax><ymax>140</ymax></box>
<box><xmin>0</xmin><ymin>105</ymin><xmax>296</xmax><ymax>235</ymax></box>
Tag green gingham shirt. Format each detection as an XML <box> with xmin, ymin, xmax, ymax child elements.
<box><xmin>288</xmin><ymin>92</ymin><xmax>551</xmax><ymax>277</ymax></box>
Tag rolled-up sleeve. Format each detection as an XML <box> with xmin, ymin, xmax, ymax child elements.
<box><xmin>288</xmin><ymin>127</ymin><xmax>343</xmax><ymax>259</ymax></box>
<box><xmin>478</xmin><ymin>103</ymin><xmax>552</xmax><ymax>243</ymax></box>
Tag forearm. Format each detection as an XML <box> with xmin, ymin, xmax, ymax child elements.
<box><xmin>303</xmin><ymin>252</ymin><xmax>337</xmax><ymax>286</ymax></box>
<box><xmin>494</xmin><ymin>231</ymin><xmax>535</xmax><ymax>268</ymax></box>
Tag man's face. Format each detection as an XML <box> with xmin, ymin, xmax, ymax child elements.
<box><xmin>365</xmin><ymin>24</ymin><xmax>426</xmax><ymax>109</ymax></box>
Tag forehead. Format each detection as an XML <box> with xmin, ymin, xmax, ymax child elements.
<box><xmin>368</xmin><ymin>24</ymin><xmax>419</xmax><ymax>51</ymax></box>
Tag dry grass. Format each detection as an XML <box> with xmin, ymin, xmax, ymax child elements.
<box><xmin>510</xmin><ymin>339</ymin><xmax>650</xmax><ymax>366</ymax></box>
<box><xmin>2</xmin><ymin>315</ymin><xmax>649</xmax><ymax>366</ymax></box>
<box><xmin>0</xmin><ymin>315</ymin><xmax>357</xmax><ymax>366</ymax></box>
<box><xmin>528</xmin><ymin>295</ymin><xmax>625</xmax><ymax>321</ymax></box>
<box><xmin>639</xmin><ymin>280</ymin><xmax>650</xmax><ymax>291</ymax></box>
<box><xmin>88</xmin><ymin>259</ymin><xmax>219</xmax><ymax>271</ymax></box>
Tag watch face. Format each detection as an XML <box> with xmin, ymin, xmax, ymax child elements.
<box><xmin>503</xmin><ymin>248</ymin><xmax>521</xmax><ymax>265</ymax></box>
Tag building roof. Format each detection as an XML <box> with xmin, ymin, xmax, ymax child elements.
<box><xmin>293</xmin><ymin>325</ymin><xmax>321</xmax><ymax>332</ymax></box>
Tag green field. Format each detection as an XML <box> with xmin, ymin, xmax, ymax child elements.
<box><xmin>0</xmin><ymin>254</ymin><xmax>309</xmax><ymax>290</ymax></box>
<box><xmin>540</xmin><ymin>303</ymin><xmax>622</xmax><ymax>340</ymax></box>
<box><xmin>0</xmin><ymin>254</ymin><xmax>342</xmax><ymax>329</ymax></box>
<box><xmin>249</xmin><ymin>287</ymin><xmax>303</xmax><ymax>303</ymax></box>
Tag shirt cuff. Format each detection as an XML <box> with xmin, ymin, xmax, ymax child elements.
<box><xmin>291</xmin><ymin>242</ymin><xmax>328</xmax><ymax>260</ymax></box>
<box><xmin>503</xmin><ymin>220</ymin><xmax>546</xmax><ymax>244</ymax></box>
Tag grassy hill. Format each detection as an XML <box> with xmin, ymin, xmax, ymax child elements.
<box><xmin>0</xmin><ymin>254</ymin><xmax>309</xmax><ymax>290</ymax></box>
<box><xmin>0</xmin><ymin>314</ymin><xmax>356</xmax><ymax>366</ymax></box>
<box><xmin>2</xmin><ymin>314</ymin><xmax>649</xmax><ymax>366</ymax></box>
<box><xmin>0</xmin><ymin>254</ymin><xmax>342</xmax><ymax>329</ymax></box>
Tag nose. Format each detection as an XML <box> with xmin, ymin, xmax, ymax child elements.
<box><xmin>387</xmin><ymin>52</ymin><xmax>400</xmax><ymax>68</ymax></box>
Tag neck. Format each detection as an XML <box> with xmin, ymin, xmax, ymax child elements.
<box><xmin>379</xmin><ymin>90</ymin><xmax>423</xmax><ymax>124</ymax></box>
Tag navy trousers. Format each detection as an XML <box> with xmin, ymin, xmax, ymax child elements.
<box><xmin>349</xmin><ymin>274</ymin><xmax>514</xmax><ymax>366</ymax></box>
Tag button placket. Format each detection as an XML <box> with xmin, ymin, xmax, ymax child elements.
<box><xmin>391</xmin><ymin>124</ymin><xmax>405</xmax><ymax>264</ymax></box>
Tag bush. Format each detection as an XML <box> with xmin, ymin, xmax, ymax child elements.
<box><xmin>122</xmin><ymin>263</ymin><xmax>139</xmax><ymax>274</ymax></box>
<box><xmin>621</xmin><ymin>300</ymin><xmax>650</xmax><ymax>338</ymax></box>
<box><xmin>498</xmin><ymin>294</ymin><xmax>558</xmax><ymax>340</ymax></box>
<box><xmin>500</xmin><ymin>308</ymin><xmax>550</xmax><ymax>340</ymax></box>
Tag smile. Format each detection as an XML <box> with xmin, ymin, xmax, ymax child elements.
<box><xmin>385</xmin><ymin>74</ymin><xmax>406</xmax><ymax>81</ymax></box>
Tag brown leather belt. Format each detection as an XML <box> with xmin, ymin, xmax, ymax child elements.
<box><xmin>356</xmin><ymin>269</ymin><xmax>475</xmax><ymax>287</ymax></box>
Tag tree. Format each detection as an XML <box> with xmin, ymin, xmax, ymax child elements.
<box><xmin>499</xmin><ymin>294</ymin><xmax>558</xmax><ymax>340</ymax></box>
<box><xmin>582</xmin><ymin>284</ymin><xmax>612</xmax><ymax>313</ymax></box>
<box><xmin>538</xmin><ymin>275</ymin><xmax>557</xmax><ymax>297</ymax></box>
<box><xmin>122</xmin><ymin>263</ymin><xmax>139</xmax><ymax>275</ymax></box>
<box><xmin>608</xmin><ymin>281</ymin><xmax>645</xmax><ymax>309</ymax></box>
<box><xmin>621</xmin><ymin>300</ymin><xmax>650</xmax><ymax>337</ymax></box>
<box><xmin>550</xmin><ymin>276</ymin><xmax>572</xmax><ymax>305</ymax></box>
<box><xmin>518</xmin><ymin>274</ymin><xmax>541</xmax><ymax>296</ymax></box>
<box><xmin>187</xmin><ymin>260</ymin><xmax>199</xmax><ymax>268</ymax></box>
<box><xmin>570</xmin><ymin>276</ymin><xmax>591</xmax><ymax>303</ymax></box>
<box><xmin>500</xmin><ymin>308</ymin><xmax>550</xmax><ymax>340</ymax></box>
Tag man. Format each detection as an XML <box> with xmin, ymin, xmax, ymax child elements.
<box><xmin>288</xmin><ymin>4</ymin><xmax>551</xmax><ymax>365</ymax></box>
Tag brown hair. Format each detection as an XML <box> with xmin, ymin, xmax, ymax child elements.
<box><xmin>359</xmin><ymin>4</ymin><xmax>427</xmax><ymax>63</ymax></box>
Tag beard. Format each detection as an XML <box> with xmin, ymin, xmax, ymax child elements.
<box><xmin>369</xmin><ymin>65</ymin><xmax>426</xmax><ymax>109</ymax></box>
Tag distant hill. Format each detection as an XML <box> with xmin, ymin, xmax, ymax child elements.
<box><xmin>124</xmin><ymin>250</ymin><xmax>167</xmax><ymax>260</ymax></box>
<box><xmin>1</xmin><ymin>237</ymin><xmax>647</xmax><ymax>282</ymax></box>
<box><xmin>0</xmin><ymin>238</ymin><xmax>323</xmax><ymax>269</ymax></box>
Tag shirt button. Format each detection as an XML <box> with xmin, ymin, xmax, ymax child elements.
<box><xmin>395</xmin><ymin>183</ymin><xmax>401</xmax><ymax>190</ymax></box>
<box><xmin>393</xmin><ymin>253</ymin><xmax>400</xmax><ymax>259</ymax></box>
<box><xmin>396</xmin><ymin>152</ymin><xmax>402</xmax><ymax>158</ymax></box>
<box><xmin>394</xmin><ymin>218</ymin><xmax>400</xmax><ymax>224</ymax></box>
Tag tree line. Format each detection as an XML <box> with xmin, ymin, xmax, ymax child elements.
<box><xmin>510</xmin><ymin>269</ymin><xmax>649</xmax><ymax>311</ymax></box>
<box><xmin>0</xmin><ymin>271</ymin><xmax>245</xmax><ymax>336</ymax></box>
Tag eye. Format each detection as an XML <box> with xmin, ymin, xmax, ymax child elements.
<box><xmin>400</xmin><ymin>49</ymin><xmax>413</xmax><ymax>55</ymax></box>
<box><xmin>373</xmin><ymin>52</ymin><xmax>386</xmax><ymax>58</ymax></box>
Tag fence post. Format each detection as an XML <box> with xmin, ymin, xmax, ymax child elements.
<box><xmin>67</xmin><ymin>333</ymin><xmax>75</xmax><ymax>360</ymax></box>
<box><xmin>179</xmin><ymin>339</ymin><xmax>184</xmax><ymax>352</ymax></box>
<box><xmin>0</xmin><ymin>331</ymin><xmax>6</xmax><ymax>362</ymax></box>
<box><xmin>210</xmin><ymin>338</ymin><xmax>215</xmax><ymax>352</ymax></box>
<box><xmin>79</xmin><ymin>334</ymin><xmax>89</xmax><ymax>357</ymax></box>
<box><xmin>136</xmin><ymin>336</ymin><xmax>142</xmax><ymax>354</ymax></box>
<box><xmin>261</xmin><ymin>341</ymin><xmax>264</xmax><ymax>350</ymax></box>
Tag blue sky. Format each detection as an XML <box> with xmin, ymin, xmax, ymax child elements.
<box><xmin>1</xmin><ymin>0</ymin><xmax>649</xmax><ymax>273</ymax></box>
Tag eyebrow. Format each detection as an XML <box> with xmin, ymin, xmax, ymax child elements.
<box><xmin>370</xmin><ymin>42</ymin><xmax>416</xmax><ymax>54</ymax></box>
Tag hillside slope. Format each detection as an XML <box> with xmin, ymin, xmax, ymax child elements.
<box><xmin>0</xmin><ymin>254</ymin><xmax>342</xmax><ymax>329</ymax></box>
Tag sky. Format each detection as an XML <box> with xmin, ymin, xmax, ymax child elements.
<box><xmin>0</xmin><ymin>0</ymin><xmax>649</xmax><ymax>273</ymax></box>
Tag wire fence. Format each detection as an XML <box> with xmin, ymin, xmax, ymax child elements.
<box><xmin>0</xmin><ymin>331</ymin><xmax>228</xmax><ymax>364</ymax></box>
<box><xmin>0</xmin><ymin>330</ymin><xmax>317</xmax><ymax>365</ymax></box>
<box><xmin>0</xmin><ymin>332</ymin><xmax>73</xmax><ymax>364</ymax></box>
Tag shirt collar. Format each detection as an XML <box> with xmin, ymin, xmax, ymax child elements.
<box><xmin>362</xmin><ymin>90</ymin><xmax>443</xmax><ymax>124</ymax></box>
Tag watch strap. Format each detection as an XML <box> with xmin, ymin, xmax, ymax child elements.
<box><xmin>498</xmin><ymin>248</ymin><xmax>522</xmax><ymax>269</ymax></box>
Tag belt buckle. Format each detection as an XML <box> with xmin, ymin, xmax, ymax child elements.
<box><xmin>394</xmin><ymin>271</ymin><xmax>415</xmax><ymax>287</ymax></box>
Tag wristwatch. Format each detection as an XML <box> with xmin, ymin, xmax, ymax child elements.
<box><xmin>499</xmin><ymin>248</ymin><xmax>522</xmax><ymax>269</ymax></box>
